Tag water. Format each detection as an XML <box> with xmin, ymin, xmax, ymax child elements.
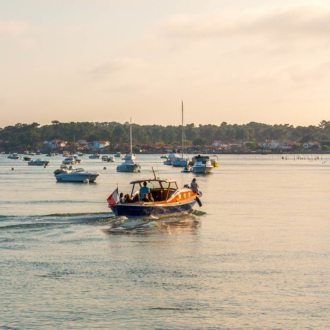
<box><xmin>1</xmin><ymin>154</ymin><xmax>330</xmax><ymax>329</ymax></box>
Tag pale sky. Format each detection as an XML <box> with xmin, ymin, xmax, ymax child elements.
<box><xmin>1</xmin><ymin>0</ymin><xmax>330</xmax><ymax>127</ymax></box>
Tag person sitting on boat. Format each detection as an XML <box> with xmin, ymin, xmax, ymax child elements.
<box><xmin>133</xmin><ymin>193</ymin><xmax>140</xmax><ymax>203</ymax></box>
<box><xmin>148</xmin><ymin>192</ymin><xmax>154</xmax><ymax>202</ymax></box>
<box><xmin>190</xmin><ymin>178</ymin><xmax>199</xmax><ymax>194</ymax></box>
<box><xmin>124</xmin><ymin>194</ymin><xmax>134</xmax><ymax>203</ymax></box>
<box><xmin>140</xmin><ymin>182</ymin><xmax>149</xmax><ymax>198</ymax></box>
<box><xmin>142</xmin><ymin>194</ymin><xmax>150</xmax><ymax>202</ymax></box>
<box><xmin>119</xmin><ymin>193</ymin><xmax>125</xmax><ymax>203</ymax></box>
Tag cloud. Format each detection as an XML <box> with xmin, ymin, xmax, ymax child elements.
<box><xmin>158</xmin><ymin>7</ymin><xmax>330</xmax><ymax>43</ymax></box>
<box><xmin>0</xmin><ymin>21</ymin><xmax>30</xmax><ymax>38</ymax></box>
<box><xmin>86</xmin><ymin>58</ymin><xmax>145</xmax><ymax>80</ymax></box>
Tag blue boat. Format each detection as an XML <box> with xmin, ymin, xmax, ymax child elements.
<box><xmin>107</xmin><ymin>177</ymin><xmax>202</xmax><ymax>218</ymax></box>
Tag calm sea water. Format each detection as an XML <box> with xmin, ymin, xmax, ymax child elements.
<box><xmin>1</xmin><ymin>154</ymin><xmax>330</xmax><ymax>329</ymax></box>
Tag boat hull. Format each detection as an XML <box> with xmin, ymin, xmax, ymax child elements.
<box><xmin>172</xmin><ymin>159</ymin><xmax>189</xmax><ymax>167</ymax></box>
<box><xmin>192</xmin><ymin>166</ymin><xmax>213</xmax><ymax>174</ymax></box>
<box><xmin>56</xmin><ymin>173</ymin><xmax>99</xmax><ymax>182</ymax></box>
<box><xmin>110</xmin><ymin>199</ymin><xmax>197</xmax><ymax>218</ymax></box>
<box><xmin>117</xmin><ymin>164</ymin><xmax>140</xmax><ymax>172</ymax></box>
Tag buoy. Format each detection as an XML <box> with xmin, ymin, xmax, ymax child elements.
<box><xmin>196</xmin><ymin>196</ymin><xmax>202</xmax><ymax>207</ymax></box>
<box><xmin>103</xmin><ymin>167</ymin><xmax>107</xmax><ymax>170</ymax></box>
<box><xmin>83</xmin><ymin>179</ymin><xmax>89</xmax><ymax>183</ymax></box>
<box><xmin>11</xmin><ymin>167</ymin><xmax>15</xmax><ymax>171</ymax></box>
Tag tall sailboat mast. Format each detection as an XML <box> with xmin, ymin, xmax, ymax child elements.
<box><xmin>130</xmin><ymin>118</ymin><xmax>132</xmax><ymax>155</ymax></box>
<box><xmin>182</xmin><ymin>102</ymin><xmax>184</xmax><ymax>158</ymax></box>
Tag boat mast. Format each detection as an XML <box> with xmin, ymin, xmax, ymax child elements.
<box><xmin>182</xmin><ymin>102</ymin><xmax>184</xmax><ymax>159</ymax></box>
<box><xmin>130</xmin><ymin>118</ymin><xmax>132</xmax><ymax>155</ymax></box>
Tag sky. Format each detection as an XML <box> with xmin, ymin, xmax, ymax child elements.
<box><xmin>1</xmin><ymin>0</ymin><xmax>330</xmax><ymax>127</ymax></box>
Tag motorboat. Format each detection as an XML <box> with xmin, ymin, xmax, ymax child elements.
<box><xmin>23</xmin><ymin>156</ymin><xmax>32</xmax><ymax>161</ymax></box>
<box><xmin>160</xmin><ymin>155</ymin><xmax>167</xmax><ymax>159</ymax></box>
<box><xmin>107</xmin><ymin>156</ymin><xmax>115</xmax><ymax>162</ymax></box>
<box><xmin>89</xmin><ymin>153</ymin><xmax>101</xmax><ymax>159</ymax></box>
<box><xmin>102</xmin><ymin>155</ymin><xmax>108</xmax><ymax>161</ymax></box>
<box><xmin>7</xmin><ymin>153</ymin><xmax>21</xmax><ymax>160</ymax></box>
<box><xmin>54</xmin><ymin>164</ymin><xmax>72</xmax><ymax>175</ymax></box>
<box><xmin>28</xmin><ymin>152</ymin><xmax>36</xmax><ymax>156</ymax></box>
<box><xmin>172</xmin><ymin>157</ymin><xmax>189</xmax><ymax>167</ymax></box>
<box><xmin>72</xmin><ymin>155</ymin><xmax>82</xmax><ymax>163</ymax></box>
<box><xmin>46</xmin><ymin>153</ymin><xmax>55</xmax><ymax>157</ymax></box>
<box><xmin>107</xmin><ymin>174</ymin><xmax>202</xmax><ymax>218</ymax></box>
<box><xmin>55</xmin><ymin>168</ymin><xmax>99</xmax><ymax>183</ymax></box>
<box><xmin>163</xmin><ymin>153</ymin><xmax>177</xmax><ymax>165</ymax></box>
<box><xmin>62</xmin><ymin>152</ymin><xmax>70</xmax><ymax>157</ymax></box>
<box><xmin>78</xmin><ymin>152</ymin><xmax>84</xmax><ymax>157</ymax></box>
<box><xmin>28</xmin><ymin>158</ymin><xmax>49</xmax><ymax>166</ymax></box>
<box><xmin>124</xmin><ymin>153</ymin><xmax>135</xmax><ymax>161</ymax></box>
<box><xmin>62</xmin><ymin>156</ymin><xmax>76</xmax><ymax>165</ymax></box>
<box><xmin>192</xmin><ymin>155</ymin><xmax>218</xmax><ymax>168</ymax></box>
<box><xmin>117</xmin><ymin>119</ymin><xmax>141</xmax><ymax>173</ymax></box>
<box><xmin>182</xmin><ymin>165</ymin><xmax>193</xmax><ymax>173</ymax></box>
<box><xmin>192</xmin><ymin>160</ymin><xmax>213</xmax><ymax>174</ymax></box>
<box><xmin>114</xmin><ymin>152</ymin><xmax>122</xmax><ymax>158</ymax></box>
<box><xmin>117</xmin><ymin>157</ymin><xmax>141</xmax><ymax>172</ymax></box>
<box><xmin>36</xmin><ymin>152</ymin><xmax>41</xmax><ymax>155</ymax></box>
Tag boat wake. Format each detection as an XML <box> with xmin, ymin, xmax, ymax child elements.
<box><xmin>102</xmin><ymin>210</ymin><xmax>206</xmax><ymax>235</ymax></box>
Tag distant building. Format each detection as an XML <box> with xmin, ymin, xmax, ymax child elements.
<box><xmin>94</xmin><ymin>141</ymin><xmax>110</xmax><ymax>149</ymax></box>
<box><xmin>45</xmin><ymin>140</ymin><xmax>67</xmax><ymax>149</ymax></box>
<box><xmin>77</xmin><ymin>140</ymin><xmax>87</xmax><ymax>146</ymax></box>
<box><xmin>303</xmin><ymin>142</ymin><xmax>318</xmax><ymax>149</ymax></box>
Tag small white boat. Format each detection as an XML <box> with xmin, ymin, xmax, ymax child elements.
<box><xmin>192</xmin><ymin>160</ymin><xmax>213</xmax><ymax>174</ymax></box>
<box><xmin>114</xmin><ymin>152</ymin><xmax>122</xmax><ymax>158</ymax></box>
<box><xmin>7</xmin><ymin>153</ymin><xmax>21</xmax><ymax>160</ymax></box>
<box><xmin>102</xmin><ymin>155</ymin><xmax>108</xmax><ymax>161</ymax></box>
<box><xmin>72</xmin><ymin>155</ymin><xmax>82</xmax><ymax>163</ymax></box>
<box><xmin>89</xmin><ymin>154</ymin><xmax>101</xmax><ymax>159</ymax></box>
<box><xmin>117</xmin><ymin>119</ymin><xmax>141</xmax><ymax>172</ymax></box>
<box><xmin>77</xmin><ymin>152</ymin><xmax>84</xmax><ymax>157</ymax></box>
<box><xmin>124</xmin><ymin>153</ymin><xmax>135</xmax><ymax>160</ymax></box>
<box><xmin>62</xmin><ymin>152</ymin><xmax>70</xmax><ymax>157</ymax></box>
<box><xmin>62</xmin><ymin>156</ymin><xmax>76</xmax><ymax>165</ymax></box>
<box><xmin>107</xmin><ymin>156</ymin><xmax>115</xmax><ymax>162</ymax></box>
<box><xmin>163</xmin><ymin>153</ymin><xmax>177</xmax><ymax>165</ymax></box>
<box><xmin>46</xmin><ymin>153</ymin><xmax>55</xmax><ymax>157</ymax></box>
<box><xmin>55</xmin><ymin>168</ymin><xmax>99</xmax><ymax>182</ymax></box>
<box><xmin>28</xmin><ymin>158</ymin><xmax>49</xmax><ymax>166</ymax></box>
<box><xmin>172</xmin><ymin>157</ymin><xmax>189</xmax><ymax>167</ymax></box>
<box><xmin>28</xmin><ymin>152</ymin><xmax>36</xmax><ymax>156</ymax></box>
<box><xmin>182</xmin><ymin>165</ymin><xmax>193</xmax><ymax>173</ymax></box>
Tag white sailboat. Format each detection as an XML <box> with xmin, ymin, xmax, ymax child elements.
<box><xmin>117</xmin><ymin>119</ymin><xmax>141</xmax><ymax>173</ymax></box>
<box><xmin>172</xmin><ymin>102</ymin><xmax>189</xmax><ymax>167</ymax></box>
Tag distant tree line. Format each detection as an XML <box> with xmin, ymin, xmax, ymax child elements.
<box><xmin>1</xmin><ymin>120</ymin><xmax>330</xmax><ymax>149</ymax></box>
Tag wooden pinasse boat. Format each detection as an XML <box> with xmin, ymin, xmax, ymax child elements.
<box><xmin>107</xmin><ymin>176</ymin><xmax>202</xmax><ymax>218</ymax></box>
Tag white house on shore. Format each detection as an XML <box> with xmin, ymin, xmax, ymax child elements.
<box><xmin>94</xmin><ymin>141</ymin><xmax>110</xmax><ymax>149</ymax></box>
<box><xmin>44</xmin><ymin>140</ymin><xmax>67</xmax><ymax>149</ymax></box>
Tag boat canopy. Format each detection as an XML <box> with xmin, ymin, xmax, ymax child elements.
<box><xmin>130</xmin><ymin>178</ymin><xmax>177</xmax><ymax>184</ymax></box>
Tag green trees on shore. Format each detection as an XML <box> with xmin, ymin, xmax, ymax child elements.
<box><xmin>1</xmin><ymin>120</ymin><xmax>330</xmax><ymax>149</ymax></box>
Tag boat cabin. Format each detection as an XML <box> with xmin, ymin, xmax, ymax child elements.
<box><xmin>130</xmin><ymin>179</ymin><xmax>178</xmax><ymax>202</ymax></box>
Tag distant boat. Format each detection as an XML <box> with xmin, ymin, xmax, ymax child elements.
<box><xmin>28</xmin><ymin>152</ymin><xmax>36</xmax><ymax>156</ymax></box>
<box><xmin>160</xmin><ymin>155</ymin><xmax>167</xmax><ymax>159</ymax></box>
<box><xmin>182</xmin><ymin>165</ymin><xmax>193</xmax><ymax>173</ymax></box>
<box><xmin>23</xmin><ymin>156</ymin><xmax>32</xmax><ymax>161</ymax></box>
<box><xmin>117</xmin><ymin>119</ymin><xmax>141</xmax><ymax>173</ymax></box>
<box><xmin>164</xmin><ymin>153</ymin><xmax>177</xmax><ymax>165</ymax></box>
<box><xmin>114</xmin><ymin>152</ymin><xmax>122</xmax><ymax>158</ymax></box>
<box><xmin>55</xmin><ymin>168</ymin><xmax>99</xmax><ymax>183</ymax></box>
<box><xmin>46</xmin><ymin>153</ymin><xmax>55</xmax><ymax>157</ymax></box>
<box><xmin>102</xmin><ymin>155</ymin><xmax>108</xmax><ymax>161</ymax></box>
<box><xmin>89</xmin><ymin>154</ymin><xmax>101</xmax><ymax>159</ymax></box>
<box><xmin>28</xmin><ymin>158</ymin><xmax>49</xmax><ymax>166</ymax></box>
<box><xmin>107</xmin><ymin>156</ymin><xmax>115</xmax><ymax>162</ymax></box>
<box><xmin>7</xmin><ymin>153</ymin><xmax>21</xmax><ymax>160</ymax></box>
<box><xmin>172</xmin><ymin>102</ymin><xmax>189</xmax><ymax>167</ymax></box>
<box><xmin>192</xmin><ymin>159</ymin><xmax>213</xmax><ymax>174</ymax></box>
<box><xmin>62</xmin><ymin>156</ymin><xmax>76</xmax><ymax>165</ymax></box>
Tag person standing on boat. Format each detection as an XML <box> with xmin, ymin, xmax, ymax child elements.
<box><xmin>190</xmin><ymin>178</ymin><xmax>199</xmax><ymax>194</ymax></box>
<box><xmin>140</xmin><ymin>182</ymin><xmax>149</xmax><ymax>198</ymax></box>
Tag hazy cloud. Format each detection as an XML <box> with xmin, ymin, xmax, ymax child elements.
<box><xmin>86</xmin><ymin>58</ymin><xmax>145</xmax><ymax>80</ymax></box>
<box><xmin>0</xmin><ymin>21</ymin><xmax>30</xmax><ymax>38</ymax></box>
